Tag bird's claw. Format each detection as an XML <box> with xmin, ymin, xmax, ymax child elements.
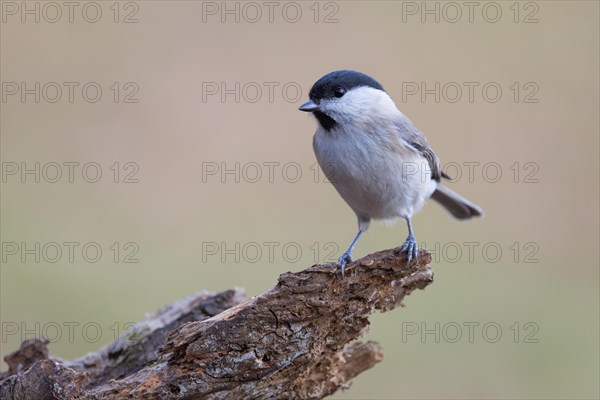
<box><xmin>400</xmin><ymin>236</ymin><xmax>419</xmax><ymax>265</ymax></box>
<box><xmin>338</xmin><ymin>252</ymin><xmax>353</xmax><ymax>277</ymax></box>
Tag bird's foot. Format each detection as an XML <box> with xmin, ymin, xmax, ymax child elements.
<box><xmin>400</xmin><ymin>235</ymin><xmax>419</xmax><ymax>265</ymax></box>
<box><xmin>338</xmin><ymin>252</ymin><xmax>353</xmax><ymax>277</ymax></box>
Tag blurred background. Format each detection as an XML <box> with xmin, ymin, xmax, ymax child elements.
<box><xmin>1</xmin><ymin>1</ymin><xmax>598</xmax><ymax>399</ymax></box>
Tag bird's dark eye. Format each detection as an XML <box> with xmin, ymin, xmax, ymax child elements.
<box><xmin>333</xmin><ymin>87</ymin><xmax>346</xmax><ymax>98</ymax></box>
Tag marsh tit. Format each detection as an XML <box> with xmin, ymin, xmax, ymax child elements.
<box><xmin>299</xmin><ymin>70</ymin><xmax>483</xmax><ymax>275</ymax></box>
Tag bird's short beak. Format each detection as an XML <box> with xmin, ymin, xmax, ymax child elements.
<box><xmin>298</xmin><ymin>100</ymin><xmax>319</xmax><ymax>112</ymax></box>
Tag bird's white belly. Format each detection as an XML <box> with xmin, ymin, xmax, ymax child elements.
<box><xmin>314</xmin><ymin>128</ymin><xmax>436</xmax><ymax>220</ymax></box>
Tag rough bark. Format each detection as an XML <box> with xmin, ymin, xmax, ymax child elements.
<box><xmin>1</xmin><ymin>247</ymin><xmax>433</xmax><ymax>400</ymax></box>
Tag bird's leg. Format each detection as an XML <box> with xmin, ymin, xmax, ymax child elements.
<box><xmin>400</xmin><ymin>218</ymin><xmax>419</xmax><ymax>265</ymax></box>
<box><xmin>339</xmin><ymin>230</ymin><xmax>363</xmax><ymax>277</ymax></box>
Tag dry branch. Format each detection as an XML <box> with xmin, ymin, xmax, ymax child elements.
<box><xmin>1</xmin><ymin>247</ymin><xmax>433</xmax><ymax>400</ymax></box>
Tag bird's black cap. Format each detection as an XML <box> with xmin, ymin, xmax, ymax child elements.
<box><xmin>308</xmin><ymin>70</ymin><xmax>385</xmax><ymax>101</ymax></box>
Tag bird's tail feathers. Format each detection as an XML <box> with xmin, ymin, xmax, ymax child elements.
<box><xmin>431</xmin><ymin>185</ymin><xmax>484</xmax><ymax>220</ymax></box>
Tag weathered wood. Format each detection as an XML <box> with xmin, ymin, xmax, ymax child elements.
<box><xmin>1</xmin><ymin>248</ymin><xmax>433</xmax><ymax>400</ymax></box>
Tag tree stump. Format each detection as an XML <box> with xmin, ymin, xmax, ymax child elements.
<box><xmin>1</xmin><ymin>247</ymin><xmax>433</xmax><ymax>400</ymax></box>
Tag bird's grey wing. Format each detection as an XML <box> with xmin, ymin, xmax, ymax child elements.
<box><xmin>394</xmin><ymin>118</ymin><xmax>483</xmax><ymax>218</ymax></box>
<box><xmin>394</xmin><ymin>119</ymin><xmax>442</xmax><ymax>182</ymax></box>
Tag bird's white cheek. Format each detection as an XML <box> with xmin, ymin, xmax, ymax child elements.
<box><xmin>319</xmin><ymin>100</ymin><xmax>344</xmax><ymax>117</ymax></box>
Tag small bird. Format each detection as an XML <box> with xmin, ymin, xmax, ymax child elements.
<box><xmin>299</xmin><ymin>70</ymin><xmax>483</xmax><ymax>275</ymax></box>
